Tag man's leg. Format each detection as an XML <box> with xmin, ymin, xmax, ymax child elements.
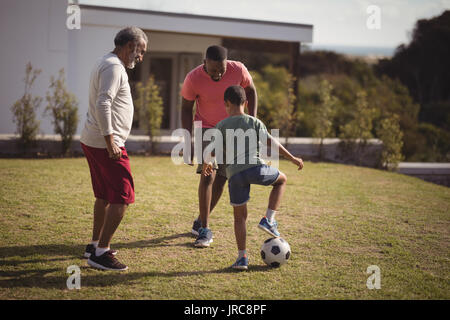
<box><xmin>97</xmin><ymin>203</ymin><xmax>128</xmax><ymax>249</ymax></box>
<box><xmin>92</xmin><ymin>198</ymin><xmax>109</xmax><ymax>241</ymax></box>
<box><xmin>88</xmin><ymin>203</ymin><xmax>128</xmax><ymax>271</ymax></box>
<box><xmin>198</xmin><ymin>169</ymin><xmax>217</xmax><ymax>229</ymax></box>
<box><xmin>194</xmin><ymin>170</ymin><xmax>219</xmax><ymax>247</ymax></box>
<box><xmin>196</xmin><ymin>173</ymin><xmax>227</xmax><ymax>225</ymax></box>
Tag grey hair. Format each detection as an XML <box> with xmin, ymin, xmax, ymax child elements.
<box><xmin>114</xmin><ymin>26</ymin><xmax>148</xmax><ymax>47</ymax></box>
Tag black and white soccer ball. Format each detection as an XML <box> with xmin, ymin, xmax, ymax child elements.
<box><xmin>260</xmin><ymin>237</ymin><xmax>291</xmax><ymax>267</ymax></box>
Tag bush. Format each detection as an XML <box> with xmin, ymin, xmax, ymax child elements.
<box><xmin>409</xmin><ymin>123</ymin><xmax>450</xmax><ymax>162</ymax></box>
<box><xmin>11</xmin><ymin>63</ymin><xmax>42</xmax><ymax>153</ymax></box>
<box><xmin>134</xmin><ymin>75</ymin><xmax>164</xmax><ymax>154</ymax></box>
<box><xmin>45</xmin><ymin>69</ymin><xmax>79</xmax><ymax>156</ymax></box>
<box><xmin>338</xmin><ymin>90</ymin><xmax>377</xmax><ymax>165</ymax></box>
<box><xmin>376</xmin><ymin>115</ymin><xmax>404</xmax><ymax>170</ymax></box>
<box><xmin>250</xmin><ymin>65</ymin><xmax>297</xmax><ymax>137</ymax></box>
<box><xmin>311</xmin><ymin>79</ymin><xmax>337</xmax><ymax>159</ymax></box>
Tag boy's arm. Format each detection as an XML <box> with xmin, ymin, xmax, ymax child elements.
<box><xmin>267</xmin><ymin>136</ymin><xmax>304</xmax><ymax>170</ymax></box>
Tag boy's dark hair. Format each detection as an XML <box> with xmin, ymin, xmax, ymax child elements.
<box><xmin>224</xmin><ymin>85</ymin><xmax>247</xmax><ymax>106</ymax></box>
<box><xmin>206</xmin><ymin>45</ymin><xmax>228</xmax><ymax>61</ymax></box>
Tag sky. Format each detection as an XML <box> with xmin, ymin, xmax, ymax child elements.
<box><xmin>78</xmin><ymin>0</ymin><xmax>450</xmax><ymax>49</ymax></box>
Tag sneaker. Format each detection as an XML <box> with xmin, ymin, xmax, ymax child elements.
<box><xmin>87</xmin><ymin>250</ymin><xmax>128</xmax><ymax>271</ymax></box>
<box><xmin>258</xmin><ymin>217</ymin><xmax>280</xmax><ymax>237</ymax></box>
<box><xmin>194</xmin><ymin>227</ymin><xmax>213</xmax><ymax>248</ymax></box>
<box><xmin>83</xmin><ymin>244</ymin><xmax>117</xmax><ymax>259</ymax></box>
<box><xmin>191</xmin><ymin>219</ymin><xmax>201</xmax><ymax>236</ymax></box>
<box><xmin>231</xmin><ymin>256</ymin><xmax>248</xmax><ymax>270</ymax></box>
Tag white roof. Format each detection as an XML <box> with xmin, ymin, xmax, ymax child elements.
<box><xmin>80</xmin><ymin>4</ymin><xmax>313</xmax><ymax>43</ymax></box>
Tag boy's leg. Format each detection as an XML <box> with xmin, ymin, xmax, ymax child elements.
<box><xmin>232</xmin><ymin>204</ymin><xmax>249</xmax><ymax>270</ymax></box>
<box><xmin>268</xmin><ymin>172</ymin><xmax>287</xmax><ymax>211</ymax></box>
<box><xmin>233</xmin><ymin>204</ymin><xmax>248</xmax><ymax>251</ymax></box>
<box><xmin>258</xmin><ymin>170</ymin><xmax>287</xmax><ymax>237</ymax></box>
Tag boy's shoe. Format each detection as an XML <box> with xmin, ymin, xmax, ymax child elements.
<box><xmin>87</xmin><ymin>250</ymin><xmax>128</xmax><ymax>271</ymax></box>
<box><xmin>194</xmin><ymin>227</ymin><xmax>213</xmax><ymax>248</ymax></box>
<box><xmin>191</xmin><ymin>219</ymin><xmax>201</xmax><ymax>236</ymax></box>
<box><xmin>258</xmin><ymin>217</ymin><xmax>280</xmax><ymax>237</ymax></box>
<box><xmin>83</xmin><ymin>244</ymin><xmax>117</xmax><ymax>258</ymax></box>
<box><xmin>231</xmin><ymin>256</ymin><xmax>248</xmax><ymax>270</ymax></box>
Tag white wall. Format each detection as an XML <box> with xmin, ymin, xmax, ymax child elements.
<box><xmin>0</xmin><ymin>0</ymin><xmax>68</xmax><ymax>134</ymax></box>
<box><xmin>0</xmin><ymin>2</ymin><xmax>222</xmax><ymax>135</ymax></box>
<box><xmin>1</xmin><ymin>3</ymin><xmax>303</xmax><ymax>135</ymax></box>
<box><xmin>147</xmin><ymin>31</ymin><xmax>221</xmax><ymax>53</ymax></box>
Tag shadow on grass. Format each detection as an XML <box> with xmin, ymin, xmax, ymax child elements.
<box><xmin>0</xmin><ymin>232</ymin><xmax>194</xmax><ymax>263</ymax></box>
<box><xmin>0</xmin><ymin>265</ymin><xmax>272</xmax><ymax>289</ymax></box>
<box><xmin>0</xmin><ymin>232</ymin><xmax>274</xmax><ymax>289</ymax></box>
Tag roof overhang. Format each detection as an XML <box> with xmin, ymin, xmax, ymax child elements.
<box><xmin>79</xmin><ymin>5</ymin><xmax>313</xmax><ymax>43</ymax></box>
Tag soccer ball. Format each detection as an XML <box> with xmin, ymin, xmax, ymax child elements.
<box><xmin>260</xmin><ymin>237</ymin><xmax>291</xmax><ymax>267</ymax></box>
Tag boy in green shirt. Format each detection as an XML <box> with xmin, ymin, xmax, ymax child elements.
<box><xmin>202</xmin><ymin>85</ymin><xmax>304</xmax><ymax>270</ymax></box>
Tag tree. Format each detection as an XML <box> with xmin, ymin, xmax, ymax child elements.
<box><xmin>312</xmin><ymin>79</ymin><xmax>337</xmax><ymax>159</ymax></box>
<box><xmin>11</xmin><ymin>63</ymin><xmax>42</xmax><ymax>153</ymax></box>
<box><xmin>375</xmin><ymin>10</ymin><xmax>450</xmax><ymax>161</ymax></box>
<box><xmin>45</xmin><ymin>69</ymin><xmax>79</xmax><ymax>156</ymax></box>
<box><xmin>376</xmin><ymin>115</ymin><xmax>404</xmax><ymax>170</ymax></box>
<box><xmin>250</xmin><ymin>65</ymin><xmax>297</xmax><ymax>138</ymax></box>
<box><xmin>134</xmin><ymin>76</ymin><xmax>164</xmax><ymax>154</ymax></box>
<box><xmin>339</xmin><ymin>90</ymin><xmax>376</xmax><ymax>165</ymax></box>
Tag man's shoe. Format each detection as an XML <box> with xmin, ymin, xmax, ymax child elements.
<box><xmin>231</xmin><ymin>256</ymin><xmax>248</xmax><ymax>270</ymax></box>
<box><xmin>194</xmin><ymin>227</ymin><xmax>213</xmax><ymax>248</ymax></box>
<box><xmin>258</xmin><ymin>217</ymin><xmax>280</xmax><ymax>237</ymax></box>
<box><xmin>87</xmin><ymin>250</ymin><xmax>128</xmax><ymax>271</ymax></box>
<box><xmin>83</xmin><ymin>244</ymin><xmax>117</xmax><ymax>258</ymax></box>
<box><xmin>191</xmin><ymin>219</ymin><xmax>201</xmax><ymax>236</ymax></box>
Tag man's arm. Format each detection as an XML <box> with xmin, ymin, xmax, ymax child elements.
<box><xmin>244</xmin><ymin>82</ymin><xmax>258</xmax><ymax>117</ymax></box>
<box><xmin>181</xmin><ymin>97</ymin><xmax>195</xmax><ymax>164</ymax></box>
<box><xmin>96</xmin><ymin>64</ymin><xmax>123</xmax><ymax>160</ymax></box>
<box><xmin>104</xmin><ymin>134</ymin><xmax>122</xmax><ymax>160</ymax></box>
<box><xmin>181</xmin><ymin>97</ymin><xmax>195</xmax><ymax>133</ymax></box>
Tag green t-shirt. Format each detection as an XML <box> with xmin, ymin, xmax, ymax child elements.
<box><xmin>213</xmin><ymin>114</ymin><xmax>269</xmax><ymax>179</ymax></box>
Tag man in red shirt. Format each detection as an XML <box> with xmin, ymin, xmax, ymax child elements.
<box><xmin>181</xmin><ymin>45</ymin><xmax>258</xmax><ymax>247</ymax></box>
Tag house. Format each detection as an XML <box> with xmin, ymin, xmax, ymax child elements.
<box><xmin>0</xmin><ymin>0</ymin><xmax>313</xmax><ymax>136</ymax></box>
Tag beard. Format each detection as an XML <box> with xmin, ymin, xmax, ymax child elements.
<box><xmin>127</xmin><ymin>49</ymin><xmax>139</xmax><ymax>69</ymax></box>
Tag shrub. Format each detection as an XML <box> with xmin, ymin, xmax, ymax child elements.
<box><xmin>339</xmin><ymin>90</ymin><xmax>376</xmax><ymax>165</ymax></box>
<box><xmin>134</xmin><ymin>75</ymin><xmax>164</xmax><ymax>154</ymax></box>
<box><xmin>45</xmin><ymin>69</ymin><xmax>79</xmax><ymax>156</ymax></box>
<box><xmin>312</xmin><ymin>79</ymin><xmax>337</xmax><ymax>159</ymax></box>
<box><xmin>11</xmin><ymin>63</ymin><xmax>42</xmax><ymax>153</ymax></box>
<box><xmin>376</xmin><ymin>115</ymin><xmax>404</xmax><ymax>170</ymax></box>
<box><xmin>250</xmin><ymin>65</ymin><xmax>297</xmax><ymax>138</ymax></box>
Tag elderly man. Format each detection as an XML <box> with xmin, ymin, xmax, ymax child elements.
<box><xmin>80</xmin><ymin>27</ymin><xmax>148</xmax><ymax>271</ymax></box>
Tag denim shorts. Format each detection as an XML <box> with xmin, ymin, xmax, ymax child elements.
<box><xmin>228</xmin><ymin>165</ymin><xmax>280</xmax><ymax>206</ymax></box>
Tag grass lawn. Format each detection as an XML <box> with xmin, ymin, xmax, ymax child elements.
<box><xmin>0</xmin><ymin>156</ymin><xmax>449</xmax><ymax>299</ymax></box>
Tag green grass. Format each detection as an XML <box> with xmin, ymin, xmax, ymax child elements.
<box><xmin>0</xmin><ymin>156</ymin><xmax>449</xmax><ymax>299</ymax></box>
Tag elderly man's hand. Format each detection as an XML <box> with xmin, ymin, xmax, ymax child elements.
<box><xmin>107</xmin><ymin>143</ymin><xmax>122</xmax><ymax>160</ymax></box>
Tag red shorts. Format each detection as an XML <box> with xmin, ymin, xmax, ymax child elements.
<box><xmin>81</xmin><ymin>143</ymin><xmax>135</xmax><ymax>204</ymax></box>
